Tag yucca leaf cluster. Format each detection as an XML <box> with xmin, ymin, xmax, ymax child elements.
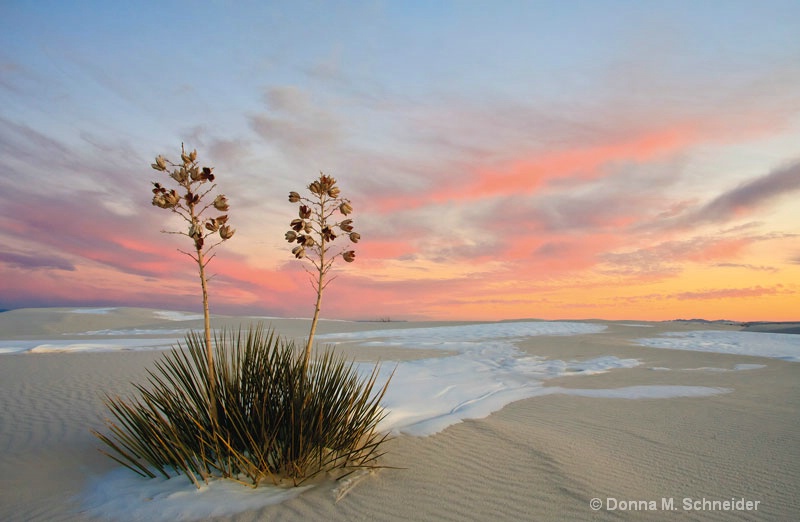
<box><xmin>93</xmin><ymin>325</ymin><xmax>391</xmax><ymax>487</ymax></box>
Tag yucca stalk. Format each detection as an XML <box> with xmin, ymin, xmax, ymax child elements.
<box><xmin>149</xmin><ymin>145</ymin><xmax>235</xmax><ymax>427</ymax></box>
<box><xmin>285</xmin><ymin>173</ymin><xmax>359</xmax><ymax>370</ymax></box>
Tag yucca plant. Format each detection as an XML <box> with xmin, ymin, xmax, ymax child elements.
<box><xmin>94</xmin><ymin>160</ymin><xmax>394</xmax><ymax>489</ymax></box>
<box><xmin>93</xmin><ymin>325</ymin><xmax>392</xmax><ymax>487</ymax></box>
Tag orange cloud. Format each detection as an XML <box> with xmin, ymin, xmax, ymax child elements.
<box><xmin>684</xmin><ymin>238</ymin><xmax>749</xmax><ymax>262</ymax></box>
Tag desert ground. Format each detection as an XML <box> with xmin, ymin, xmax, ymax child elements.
<box><xmin>0</xmin><ymin>307</ymin><xmax>797</xmax><ymax>521</ymax></box>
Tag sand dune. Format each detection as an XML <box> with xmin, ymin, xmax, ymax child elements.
<box><xmin>0</xmin><ymin>308</ymin><xmax>798</xmax><ymax>521</ymax></box>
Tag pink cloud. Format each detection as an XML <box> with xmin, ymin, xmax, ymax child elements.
<box><xmin>599</xmin><ymin>233</ymin><xmax>761</xmax><ymax>280</ymax></box>
<box><xmin>458</xmin><ymin>126</ymin><xmax>697</xmax><ymax>199</ymax></box>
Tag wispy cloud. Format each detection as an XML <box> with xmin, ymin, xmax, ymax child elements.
<box><xmin>714</xmin><ymin>263</ymin><xmax>779</xmax><ymax>273</ymax></box>
<box><xmin>690</xmin><ymin>160</ymin><xmax>800</xmax><ymax>224</ymax></box>
<box><xmin>673</xmin><ymin>285</ymin><xmax>786</xmax><ymax>301</ymax></box>
<box><xmin>606</xmin><ymin>284</ymin><xmax>790</xmax><ymax>305</ymax></box>
<box><xmin>0</xmin><ymin>251</ymin><xmax>75</xmax><ymax>271</ymax></box>
<box><xmin>654</xmin><ymin>159</ymin><xmax>800</xmax><ymax>230</ymax></box>
<box><xmin>249</xmin><ymin>86</ymin><xmax>344</xmax><ymax>155</ymax></box>
<box><xmin>600</xmin><ymin>234</ymin><xmax>760</xmax><ymax>279</ymax></box>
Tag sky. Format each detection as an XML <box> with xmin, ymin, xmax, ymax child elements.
<box><xmin>1</xmin><ymin>0</ymin><xmax>799</xmax><ymax>322</ymax></box>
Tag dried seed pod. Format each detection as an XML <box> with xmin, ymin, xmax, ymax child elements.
<box><xmin>343</xmin><ymin>250</ymin><xmax>356</xmax><ymax>263</ymax></box>
<box><xmin>339</xmin><ymin>219</ymin><xmax>354</xmax><ymax>232</ymax></box>
<box><xmin>152</xmin><ymin>155</ymin><xmax>168</xmax><ymax>171</ymax></box>
<box><xmin>152</xmin><ymin>194</ymin><xmax>167</xmax><ymax>208</ymax></box>
<box><xmin>213</xmin><ymin>194</ymin><xmax>230</xmax><ymax>211</ymax></box>
<box><xmin>289</xmin><ymin>191</ymin><xmax>301</xmax><ymax>203</ymax></box>
<box><xmin>170</xmin><ymin>168</ymin><xmax>188</xmax><ymax>183</ymax></box>
<box><xmin>349</xmin><ymin>232</ymin><xmax>360</xmax><ymax>243</ymax></box>
<box><xmin>291</xmin><ymin>218</ymin><xmax>304</xmax><ymax>232</ymax></box>
<box><xmin>285</xmin><ymin>230</ymin><xmax>298</xmax><ymax>242</ymax></box>
<box><xmin>299</xmin><ymin>205</ymin><xmax>312</xmax><ymax>219</ymax></box>
<box><xmin>165</xmin><ymin>190</ymin><xmax>180</xmax><ymax>207</ymax></box>
<box><xmin>339</xmin><ymin>201</ymin><xmax>352</xmax><ymax>215</ymax></box>
<box><xmin>320</xmin><ymin>174</ymin><xmax>336</xmax><ymax>189</ymax></box>
<box><xmin>292</xmin><ymin>245</ymin><xmax>306</xmax><ymax>259</ymax></box>
<box><xmin>219</xmin><ymin>225</ymin><xmax>235</xmax><ymax>240</ymax></box>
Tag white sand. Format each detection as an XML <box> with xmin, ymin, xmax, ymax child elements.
<box><xmin>0</xmin><ymin>308</ymin><xmax>798</xmax><ymax>521</ymax></box>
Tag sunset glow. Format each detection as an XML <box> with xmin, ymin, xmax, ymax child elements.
<box><xmin>1</xmin><ymin>1</ymin><xmax>799</xmax><ymax>321</ymax></box>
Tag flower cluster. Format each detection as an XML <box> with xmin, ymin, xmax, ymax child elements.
<box><xmin>285</xmin><ymin>174</ymin><xmax>358</xmax><ymax>263</ymax></box>
<box><xmin>150</xmin><ymin>147</ymin><xmax>235</xmax><ymax>251</ymax></box>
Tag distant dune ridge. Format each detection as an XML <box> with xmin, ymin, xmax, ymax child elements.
<box><xmin>0</xmin><ymin>307</ymin><xmax>798</xmax><ymax>521</ymax></box>
<box><xmin>672</xmin><ymin>317</ymin><xmax>800</xmax><ymax>335</ymax></box>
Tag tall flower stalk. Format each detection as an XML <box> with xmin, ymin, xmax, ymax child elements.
<box><xmin>286</xmin><ymin>173</ymin><xmax>359</xmax><ymax>369</ymax></box>
<box><xmin>150</xmin><ymin>145</ymin><xmax>235</xmax><ymax>424</ymax></box>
